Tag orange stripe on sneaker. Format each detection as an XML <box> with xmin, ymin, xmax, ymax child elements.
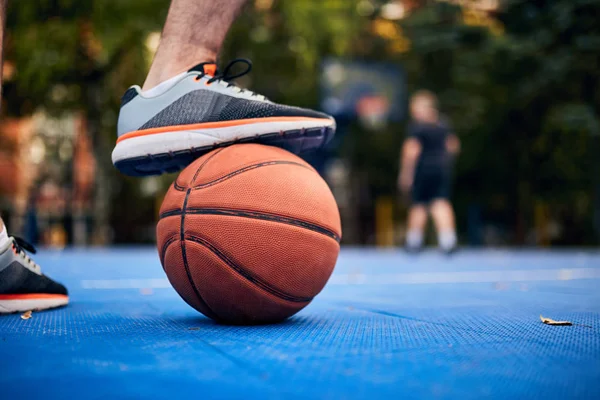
<box><xmin>116</xmin><ymin>116</ymin><xmax>331</xmax><ymax>144</ymax></box>
<box><xmin>203</xmin><ymin>64</ymin><xmax>217</xmax><ymax>76</ymax></box>
<box><xmin>0</xmin><ymin>294</ymin><xmax>69</xmax><ymax>300</ymax></box>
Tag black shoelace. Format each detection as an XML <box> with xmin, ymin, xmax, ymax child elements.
<box><xmin>189</xmin><ymin>58</ymin><xmax>260</xmax><ymax>98</ymax></box>
<box><xmin>11</xmin><ymin>236</ymin><xmax>39</xmax><ymax>270</ymax></box>
<box><xmin>12</xmin><ymin>236</ymin><xmax>37</xmax><ymax>254</ymax></box>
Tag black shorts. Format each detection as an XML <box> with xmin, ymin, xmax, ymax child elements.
<box><xmin>411</xmin><ymin>169</ymin><xmax>451</xmax><ymax>205</ymax></box>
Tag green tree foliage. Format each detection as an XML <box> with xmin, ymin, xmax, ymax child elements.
<box><xmin>5</xmin><ymin>0</ymin><xmax>167</xmax><ymax>115</ymax></box>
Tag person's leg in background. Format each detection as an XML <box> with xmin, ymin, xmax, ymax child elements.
<box><xmin>113</xmin><ymin>0</ymin><xmax>336</xmax><ymax>177</ymax></box>
<box><xmin>403</xmin><ymin>166</ymin><xmax>428</xmax><ymax>252</ymax></box>
<box><xmin>430</xmin><ymin>199</ymin><xmax>458</xmax><ymax>253</ymax></box>
<box><xmin>405</xmin><ymin>204</ymin><xmax>428</xmax><ymax>252</ymax></box>
<box><xmin>0</xmin><ymin>0</ymin><xmax>69</xmax><ymax>313</ymax></box>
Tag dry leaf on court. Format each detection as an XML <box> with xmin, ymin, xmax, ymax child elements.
<box><xmin>540</xmin><ymin>315</ymin><xmax>572</xmax><ymax>326</ymax></box>
<box><xmin>21</xmin><ymin>310</ymin><xmax>32</xmax><ymax>320</ymax></box>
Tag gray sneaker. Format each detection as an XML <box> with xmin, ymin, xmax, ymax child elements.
<box><xmin>0</xmin><ymin>237</ymin><xmax>68</xmax><ymax>314</ymax></box>
<box><xmin>112</xmin><ymin>58</ymin><xmax>336</xmax><ymax>176</ymax></box>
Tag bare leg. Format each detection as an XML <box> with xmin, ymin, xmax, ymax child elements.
<box><xmin>430</xmin><ymin>199</ymin><xmax>457</xmax><ymax>251</ymax></box>
<box><xmin>143</xmin><ymin>0</ymin><xmax>248</xmax><ymax>90</ymax></box>
<box><xmin>406</xmin><ymin>205</ymin><xmax>427</xmax><ymax>250</ymax></box>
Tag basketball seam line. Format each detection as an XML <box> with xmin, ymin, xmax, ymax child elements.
<box><xmin>192</xmin><ymin>160</ymin><xmax>313</xmax><ymax>190</ymax></box>
<box><xmin>160</xmin><ymin>235</ymin><xmax>179</xmax><ymax>267</ymax></box>
<box><xmin>191</xmin><ymin>147</ymin><xmax>226</xmax><ymax>183</ymax></box>
<box><xmin>172</xmin><ymin>160</ymin><xmax>310</xmax><ymax>192</ymax></box>
<box><xmin>181</xmin><ymin>188</ymin><xmax>220</xmax><ymax>320</ymax></box>
<box><xmin>159</xmin><ymin>207</ymin><xmax>341</xmax><ymax>243</ymax></box>
<box><xmin>184</xmin><ymin>234</ymin><xmax>313</xmax><ymax>303</ymax></box>
<box><xmin>173</xmin><ymin>148</ymin><xmax>227</xmax><ymax>191</ymax></box>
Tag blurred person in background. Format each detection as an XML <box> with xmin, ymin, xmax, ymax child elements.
<box><xmin>398</xmin><ymin>90</ymin><xmax>460</xmax><ymax>254</ymax></box>
<box><xmin>0</xmin><ymin>0</ymin><xmax>336</xmax><ymax>313</ymax></box>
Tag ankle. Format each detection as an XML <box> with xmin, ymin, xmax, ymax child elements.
<box><xmin>140</xmin><ymin>72</ymin><xmax>187</xmax><ymax>97</ymax></box>
<box><xmin>142</xmin><ymin>45</ymin><xmax>216</xmax><ymax>91</ymax></box>
<box><xmin>142</xmin><ymin>66</ymin><xmax>189</xmax><ymax>92</ymax></box>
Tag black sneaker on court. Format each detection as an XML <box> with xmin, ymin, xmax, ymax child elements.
<box><xmin>0</xmin><ymin>237</ymin><xmax>68</xmax><ymax>314</ymax></box>
<box><xmin>112</xmin><ymin>58</ymin><xmax>336</xmax><ymax>176</ymax></box>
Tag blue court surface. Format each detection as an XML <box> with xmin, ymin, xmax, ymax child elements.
<box><xmin>1</xmin><ymin>248</ymin><xmax>599</xmax><ymax>399</ymax></box>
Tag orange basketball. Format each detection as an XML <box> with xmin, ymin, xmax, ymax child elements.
<box><xmin>156</xmin><ymin>144</ymin><xmax>341</xmax><ymax>324</ymax></box>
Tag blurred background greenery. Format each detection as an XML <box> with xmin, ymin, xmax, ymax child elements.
<box><xmin>1</xmin><ymin>0</ymin><xmax>599</xmax><ymax>247</ymax></box>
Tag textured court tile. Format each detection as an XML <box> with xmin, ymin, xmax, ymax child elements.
<box><xmin>0</xmin><ymin>248</ymin><xmax>598</xmax><ymax>399</ymax></box>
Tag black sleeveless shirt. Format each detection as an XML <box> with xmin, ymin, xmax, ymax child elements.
<box><xmin>407</xmin><ymin>117</ymin><xmax>453</xmax><ymax>174</ymax></box>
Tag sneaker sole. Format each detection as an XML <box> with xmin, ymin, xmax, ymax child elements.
<box><xmin>0</xmin><ymin>294</ymin><xmax>69</xmax><ymax>314</ymax></box>
<box><xmin>112</xmin><ymin>117</ymin><xmax>336</xmax><ymax>177</ymax></box>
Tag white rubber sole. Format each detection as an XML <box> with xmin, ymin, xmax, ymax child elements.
<box><xmin>112</xmin><ymin>118</ymin><xmax>334</xmax><ymax>165</ymax></box>
<box><xmin>0</xmin><ymin>296</ymin><xmax>69</xmax><ymax>314</ymax></box>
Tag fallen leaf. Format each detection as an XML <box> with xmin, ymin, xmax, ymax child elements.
<box><xmin>540</xmin><ymin>315</ymin><xmax>572</xmax><ymax>326</ymax></box>
<box><xmin>21</xmin><ymin>311</ymin><xmax>32</xmax><ymax>320</ymax></box>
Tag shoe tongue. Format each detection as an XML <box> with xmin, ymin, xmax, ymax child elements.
<box><xmin>189</xmin><ymin>62</ymin><xmax>217</xmax><ymax>77</ymax></box>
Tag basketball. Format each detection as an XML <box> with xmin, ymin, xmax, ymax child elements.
<box><xmin>156</xmin><ymin>144</ymin><xmax>342</xmax><ymax>324</ymax></box>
